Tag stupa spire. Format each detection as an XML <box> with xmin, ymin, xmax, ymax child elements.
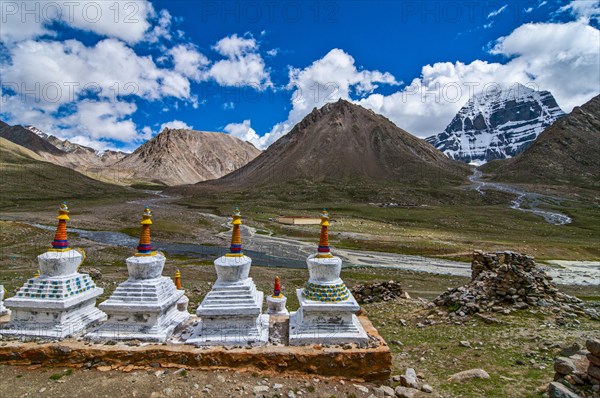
<box><xmin>316</xmin><ymin>208</ymin><xmax>333</xmax><ymax>258</ymax></box>
<box><xmin>135</xmin><ymin>206</ymin><xmax>156</xmax><ymax>256</ymax></box>
<box><xmin>225</xmin><ymin>207</ymin><xmax>243</xmax><ymax>257</ymax></box>
<box><xmin>272</xmin><ymin>276</ymin><xmax>282</xmax><ymax>298</ymax></box>
<box><xmin>50</xmin><ymin>202</ymin><xmax>70</xmax><ymax>252</ymax></box>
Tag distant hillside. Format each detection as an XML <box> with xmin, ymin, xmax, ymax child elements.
<box><xmin>427</xmin><ymin>84</ymin><xmax>565</xmax><ymax>164</ymax></box>
<box><xmin>0</xmin><ymin>123</ymin><xmax>64</xmax><ymax>156</ymax></box>
<box><xmin>202</xmin><ymin>99</ymin><xmax>468</xmax><ymax>189</ymax></box>
<box><xmin>112</xmin><ymin>128</ymin><xmax>261</xmax><ymax>186</ymax></box>
<box><xmin>0</xmin><ymin>137</ymin><xmax>130</xmax><ymax>208</ymax></box>
<box><xmin>26</xmin><ymin>125</ymin><xmax>126</xmax><ymax>169</ymax></box>
<box><xmin>482</xmin><ymin>94</ymin><xmax>600</xmax><ymax>189</ymax></box>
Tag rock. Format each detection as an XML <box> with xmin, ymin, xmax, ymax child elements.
<box><xmin>394</xmin><ymin>386</ymin><xmax>419</xmax><ymax>398</ymax></box>
<box><xmin>547</xmin><ymin>381</ymin><xmax>581</xmax><ymax>398</ymax></box>
<box><xmin>588</xmin><ymin>365</ymin><xmax>600</xmax><ymax>381</ymax></box>
<box><xmin>421</xmin><ymin>384</ymin><xmax>433</xmax><ymax>393</ymax></box>
<box><xmin>459</xmin><ymin>341</ymin><xmax>472</xmax><ymax>348</ymax></box>
<box><xmin>587</xmin><ymin>353</ymin><xmax>600</xmax><ymax>367</ymax></box>
<box><xmin>287</xmin><ymin>391</ymin><xmax>296</xmax><ymax>398</ymax></box>
<box><xmin>448</xmin><ymin>369</ymin><xmax>490</xmax><ymax>383</ymax></box>
<box><xmin>253</xmin><ymin>385</ymin><xmax>269</xmax><ymax>394</ymax></box>
<box><xmin>559</xmin><ymin>343</ymin><xmax>582</xmax><ymax>357</ymax></box>
<box><xmin>273</xmin><ymin>384</ymin><xmax>283</xmax><ymax>390</ymax></box>
<box><xmin>400</xmin><ymin>368</ymin><xmax>420</xmax><ymax>389</ymax></box>
<box><xmin>373</xmin><ymin>386</ymin><xmax>395</xmax><ymax>397</ymax></box>
<box><xmin>587</xmin><ymin>339</ymin><xmax>600</xmax><ymax>357</ymax></box>
<box><xmin>354</xmin><ymin>384</ymin><xmax>369</xmax><ymax>393</ymax></box>
<box><xmin>554</xmin><ymin>357</ymin><xmax>577</xmax><ymax>375</ymax></box>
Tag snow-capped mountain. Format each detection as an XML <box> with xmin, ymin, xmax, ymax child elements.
<box><xmin>426</xmin><ymin>83</ymin><xmax>565</xmax><ymax>164</ymax></box>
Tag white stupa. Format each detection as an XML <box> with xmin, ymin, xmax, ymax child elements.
<box><xmin>0</xmin><ymin>203</ymin><xmax>105</xmax><ymax>339</ymax></box>
<box><xmin>185</xmin><ymin>208</ymin><xmax>268</xmax><ymax>346</ymax></box>
<box><xmin>0</xmin><ymin>285</ymin><xmax>9</xmax><ymax>317</ymax></box>
<box><xmin>86</xmin><ymin>207</ymin><xmax>189</xmax><ymax>342</ymax></box>
<box><xmin>289</xmin><ymin>209</ymin><xmax>368</xmax><ymax>345</ymax></box>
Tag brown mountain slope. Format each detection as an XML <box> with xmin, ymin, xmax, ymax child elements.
<box><xmin>201</xmin><ymin>99</ymin><xmax>468</xmax><ymax>188</ymax></box>
<box><xmin>482</xmin><ymin>94</ymin><xmax>600</xmax><ymax>189</ymax></box>
<box><xmin>111</xmin><ymin>128</ymin><xmax>261</xmax><ymax>186</ymax></box>
<box><xmin>0</xmin><ymin>123</ymin><xmax>64</xmax><ymax>156</ymax></box>
<box><xmin>0</xmin><ymin>137</ymin><xmax>130</xmax><ymax>208</ymax></box>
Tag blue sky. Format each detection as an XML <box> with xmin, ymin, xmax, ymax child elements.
<box><xmin>1</xmin><ymin>0</ymin><xmax>599</xmax><ymax>151</ymax></box>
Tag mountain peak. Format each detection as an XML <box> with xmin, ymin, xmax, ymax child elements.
<box><xmin>426</xmin><ymin>84</ymin><xmax>565</xmax><ymax>164</ymax></box>
<box><xmin>210</xmin><ymin>100</ymin><xmax>469</xmax><ymax>187</ymax></box>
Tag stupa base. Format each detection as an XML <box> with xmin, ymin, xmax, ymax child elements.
<box><xmin>184</xmin><ymin>314</ymin><xmax>269</xmax><ymax>346</ymax></box>
<box><xmin>86</xmin><ymin>307</ymin><xmax>189</xmax><ymax>343</ymax></box>
<box><xmin>86</xmin><ymin>277</ymin><xmax>190</xmax><ymax>343</ymax></box>
<box><xmin>0</xmin><ymin>290</ymin><xmax>106</xmax><ymax>339</ymax></box>
<box><xmin>289</xmin><ymin>289</ymin><xmax>369</xmax><ymax>346</ymax></box>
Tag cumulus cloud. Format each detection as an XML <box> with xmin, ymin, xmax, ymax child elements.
<box><xmin>213</xmin><ymin>34</ymin><xmax>258</xmax><ymax>57</ymax></box>
<box><xmin>558</xmin><ymin>0</ymin><xmax>600</xmax><ymax>22</ymax></box>
<box><xmin>160</xmin><ymin>120</ymin><xmax>193</xmax><ymax>131</ymax></box>
<box><xmin>0</xmin><ymin>0</ymin><xmax>159</xmax><ymax>45</ymax></box>
<box><xmin>223</xmin><ymin>119</ymin><xmax>263</xmax><ymax>148</ymax></box>
<box><xmin>168</xmin><ymin>44</ymin><xmax>209</xmax><ymax>81</ymax></box>
<box><xmin>2</xmin><ymin>38</ymin><xmax>194</xmax><ymax>108</ymax></box>
<box><xmin>255</xmin><ymin>48</ymin><xmax>398</xmax><ymax>148</ymax></box>
<box><xmin>207</xmin><ymin>34</ymin><xmax>272</xmax><ymax>89</ymax></box>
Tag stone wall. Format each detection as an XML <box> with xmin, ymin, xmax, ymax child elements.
<box><xmin>351</xmin><ymin>281</ymin><xmax>406</xmax><ymax>304</ymax></box>
<box><xmin>434</xmin><ymin>251</ymin><xmax>599</xmax><ymax>319</ymax></box>
<box><xmin>549</xmin><ymin>339</ymin><xmax>600</xmax><ymax>397</ymax></box>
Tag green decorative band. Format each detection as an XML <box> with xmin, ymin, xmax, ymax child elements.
<box><xmin>303</xmin><ymin>281</ymin><xmax>350</xmax><ymax>302</ymax></box>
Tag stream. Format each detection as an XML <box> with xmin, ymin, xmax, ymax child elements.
<box><xmin>29</xmin><ymin>221</ymin><xmax>599</xmax><ymax>286</ymax></box>
<box><xmin>468</xmin><ymin>169</ymin><xmax>572</xmax><ymax>225</ymax></box>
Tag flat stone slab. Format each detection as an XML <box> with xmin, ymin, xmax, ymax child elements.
<box><xmin>0</xmin><ymin>316</ymin><xmax>390</xmax><ymax>382</ymax></box>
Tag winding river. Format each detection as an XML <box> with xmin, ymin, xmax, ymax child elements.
<box><xmin>468</xmin><ymin>169</ymin><xmax>572</xmax><ymax>225</ymax></box>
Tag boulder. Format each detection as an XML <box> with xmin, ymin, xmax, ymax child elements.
<box><xmin>586</xmin><ymin>339</ymin><xmax>600</xmax><ymax>357</ymax></box>
<box><xmin>448</xmin><ymin>369</ymin><xmax>490</xmax><ymax>383</ymax></box>
<box><xmin>393</xmin><ymin>386</ymin><xmax>419</xmax><ymax>398</ymax></box>
<box><xmin>547</xmin><ymin>382</ymin><xmax>581</xmax><ymax>398</ymax></box>
<box><xmin>554</xmin><ymin>357</ymin><xmax>577</xmax><ymax>375</ymax></box>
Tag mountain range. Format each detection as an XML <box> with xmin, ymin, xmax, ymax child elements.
<box><xmin>0</xmin><ymin>123</ymin><xmax>261</xmax><ymax>186</ymax></box>
<box><xmin>186</xmin><ymin>99</ymin><xmax>470</xmax><ymax>190</ymax></box>
<box><xmin>426</xmin><ymin>84</ymin><xmax>565</xmax><ymax>164</ymax></box>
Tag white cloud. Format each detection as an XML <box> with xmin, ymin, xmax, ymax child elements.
<box><xmin>145</xmin><ymin>9</ymin><xmax>173</xmax><ymax>43</ymax></box>
<box><xmin>62</xmin><ymin>100</ymin><xmax>138</xmax><ymax>141</ymax></box>
<box><xmin>0</xmin><ymin>0</ymin><xmax>159</xmax><ymax>45</ymax></box>
<box><xmin>168</xmin><ymin>44</ymin><xmax>209</xmax><ymax>81</ymax></box>
<box><xmin>266</xmin><ymin>49</ymin><xmax>279</xmax><ymax>57</ymax></box>
<box><xmin>222</xmin><ymin>102</ymin><xmax>235</xmax><ymax>110</ymax></box>
<box><xmin>491</xmin><ymin>20</ymin><xmax>600</xmax><ymax>110</ymax></box>
<box><xmin>558</xmin><ymin>0</ymin><xmax>600</xmax><ymax>22</ymax></box>
<box><xmin>160</xmin><ymin>120</ymin><xmax>193</xmax><ymax>131</ymax></box>
<box><xmin>256</xmin><ymin>48</ymin><xmax>398</xmax><ymax>148</ymax></box>
<box><xmin>2</xmin><ymin>38</ymin><xmax>195</xmax><ymax>110</ymax></box>
<box><xmin>487</xmin><ymin>4</ymin><xmax>508</xmax><ymax>19</ymax></box>
<box><xmin>223</xmin><ymin>120</ymin><xmax>263</xmax><ymax>148</ymax></box>
<box><xmin>207</xmin><ymin>34</ymin><xmax>272</xmax><ymax>89</ymax></box>
<box><xmin>213</xmin><ymin>34</ymin><xmax>257</xmax><ymax>57</ymax></box>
